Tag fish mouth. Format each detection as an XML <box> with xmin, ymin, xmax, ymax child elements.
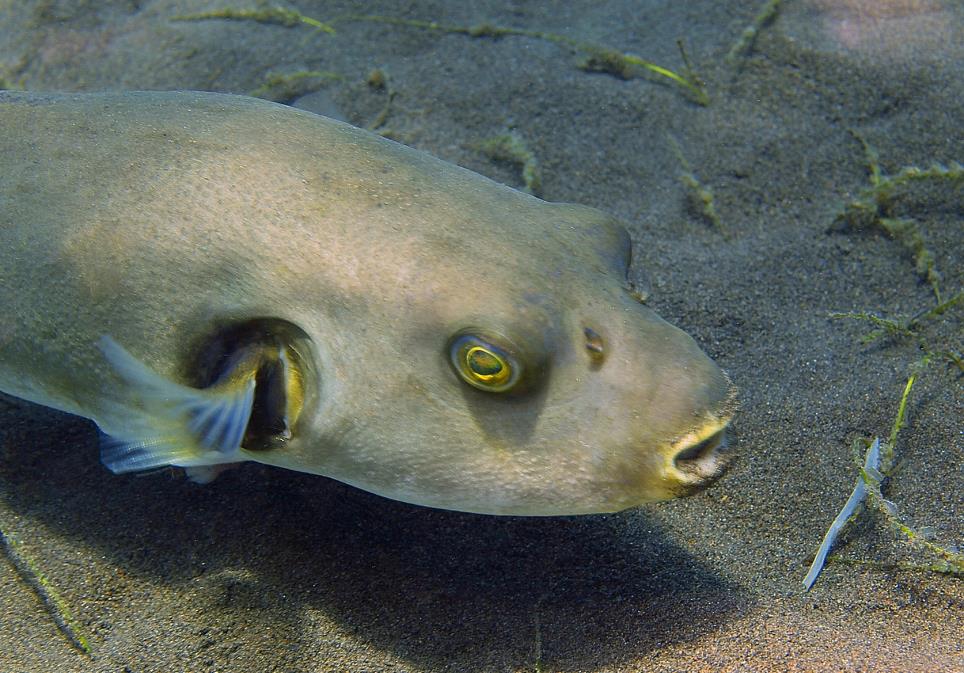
<box><xmin>664</xmin><ymin>387</ymin><xmax>738</xmax><ymax>494</ymax></box>
<box><xmin>671</xmin><ymin>424</ymin><xmax>728</xmax><ymax>481</ymax></box>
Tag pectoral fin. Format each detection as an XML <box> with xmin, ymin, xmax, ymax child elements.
<box><xmin>96</xmin><ymin>336</ymin><xmax>256</xmax><ymax>475</ymax></box>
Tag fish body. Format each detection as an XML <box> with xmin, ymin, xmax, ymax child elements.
<box><xmin>0</xmin><ymin>90</ymin><xmax>735</xmax><ymax>515</ymax></box>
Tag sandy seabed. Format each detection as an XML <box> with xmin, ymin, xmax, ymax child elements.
<box><xmin>0</xmin><ymin>1</ymin><xmax>961</xmax><ymax>671</ymax></box>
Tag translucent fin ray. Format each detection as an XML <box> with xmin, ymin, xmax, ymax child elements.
<box><xmin>95</xmin><ymin>336</ymin><xmax>256</xmax><ymax>475</ymax></box>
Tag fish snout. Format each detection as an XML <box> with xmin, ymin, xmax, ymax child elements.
<box><xmin>607</xmin><ymin>303</ymin><xmax>739</xmax><ymax>502</ymax></box>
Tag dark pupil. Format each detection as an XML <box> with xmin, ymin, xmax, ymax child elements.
<box><xmin>468</xmin><ymin>349</ymin><xmax>502</xmax><ymax>376</ymax></box>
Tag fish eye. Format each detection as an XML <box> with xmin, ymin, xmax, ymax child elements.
<box><xmin>448</xmin><ymin>331</ymin><xmax>522</xmax><ymax>393</ymax></box>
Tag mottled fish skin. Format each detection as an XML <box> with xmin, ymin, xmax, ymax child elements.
<box><xmin>0</xmin><ymin>90</ymin><xmax>736</xmax><ymax>515</ymax></box>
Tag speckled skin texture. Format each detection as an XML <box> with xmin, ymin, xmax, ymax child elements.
<box><xmin>0</xmin><ymin>91</ymin><xmax>732</xmax><ymax>515</ymax></box>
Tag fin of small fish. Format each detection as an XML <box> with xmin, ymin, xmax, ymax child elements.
<box><xmin>96</xmin><ymin>335</ymin><xmax>256</xmax><ymax>475</ymax></box>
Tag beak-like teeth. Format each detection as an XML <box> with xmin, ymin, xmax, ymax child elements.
<box><xmin>667</xmin><ymin>379</ymin><xmax>738</xmax><ymax>486</ymax></box>
<box><xmin>671</xmin><ymin>426</ymin><xmax>727</xmax><ymax>482</ymax></box>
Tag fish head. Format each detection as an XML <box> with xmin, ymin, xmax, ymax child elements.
<box><xmin>265</xmin><ymin>193</ymin><xmax>737</xmax><ymax>515</ymax></box>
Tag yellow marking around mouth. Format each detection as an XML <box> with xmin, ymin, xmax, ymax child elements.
<box><xmin>666</xmin><ymin>384</ymin><xmax>738</xmax><ymax>484</ymax></box>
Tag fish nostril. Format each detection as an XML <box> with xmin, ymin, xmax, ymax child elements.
<box><xmin>583</xmin><ymin>326</ymin><xmax>605</xmax><ymax>365</ymax></box>
<box><xmin>673</xmin><ymin>428</ymin><xmax>726</xmax><ymax>477</ymax></box>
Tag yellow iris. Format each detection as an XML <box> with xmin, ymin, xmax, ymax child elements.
<box><xmin>449</xmin><ymin>332</ymin><xmax>520</xmax><ymax>392</ymax></box>
<box><xmin>465</xmin><ymin>346</ymin><xmax>510</xmax><ymax>385</ymax></box>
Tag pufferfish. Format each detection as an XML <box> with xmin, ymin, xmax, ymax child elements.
<box><xmin>0</xmin><ymin>90</ymin><xmax>736</xmax><ymax>515</ymax></box>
